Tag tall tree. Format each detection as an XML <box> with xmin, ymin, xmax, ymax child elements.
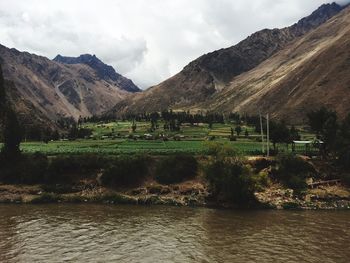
<box><xmin>269</xmin><ymin>121</ymin><xmax>290</xmax><ymax>151</ymax></box>
<box><xmin>336</xmin><ymin>113</ymin><xmax>350</xmax><ymax>169</ymax></box>
<box><xmin>235</xmin><ymin>125</ymin><xmax>242</xmax><ymax>136</ymax></box>
<box><xmin>2</xmin><ymin>109</ymin><xmax>22</xmax><ymax>156</ymax></box>
<box><xmin>0</xmin><ymin>64</ymin><xmax>22</xmax><ymax>157</ymax></box>
<box><xmin>307</xmin><ymin>107</ymin><xmax>338</xmax><ymax>152</ymax></box>
<box><xmin>0</xmin><ymin>64</ymin><xmax>6</xmax><ymax>110</ymax></box>
<box><xmin>307</xmin><ymin>107</ymin><xmax>337</xmax><ymax>138</ymax></box>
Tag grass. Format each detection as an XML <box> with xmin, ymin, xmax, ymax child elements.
<box><xmin>20</xmin><ymin>139</ymin><xmax>223</xmax><ymax>155</ymax></box>
<box><xmin>8</xmin><ymin>121</ymin><xmax>318</xmax><ymax>156</ymax></box>
<box><xmin>18</xmin><ymin>138</ymin><xmax>318</xmax><ymax>156</ymax></box>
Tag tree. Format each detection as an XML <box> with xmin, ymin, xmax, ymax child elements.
<box><xmin>235</xmin><ymin>125</ymin><xmax>242</xmax><ymax>136</ymax></box>
<box><xmin>0</xmin><ymin>65</ymin><xmax>5</xmax><ymax>108</ymax></box>
<box><xmin>131</xmin><ymin>119</ymin><xmax>137</xmax><ymax>133</ymax></box>
<box><xmin>269</xmin><ymin>121</ymin><xmax>290</xmax><ymax>151</ymax></box>
<box><xmin>2</xmin><ymin>109</ymin><xmax>22</xmax><ymax>156</ymax></box>
<box><xmin>289</xmin><ymin>126</ymin><xmax>301</xmax><ymax>141</ymax></box>
<box><xmin>307</xmin><ymin>107</ymin><xmax>337</xmax><ymax>138</ymax></box>
<box><xmin>0</xmin><ymin>64</ymin><xmax>22</xmax><ymax>157</ymax></box>
<box><xmin>307</xmin><ymin>107</ymin><xmax>338</xmax><ymax>153</ymax></box>
<box><xmin>335</xmin><ymin>113</ymin><xmax>350</xmax><ymax>169</ymax></box>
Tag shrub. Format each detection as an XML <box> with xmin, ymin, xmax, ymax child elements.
<box><xmin>205</xmin><ymin>142</ymin><xmax>240</xmax><ymax>158</ymax></box>
<box><xmin>31</xmin><ymin>192</ymin><xmax>60</xmax><ymax>203</ymax></box>
<box><xmin>101</xmin><ymin>156</ymin><xmax>149</xmax><ymax>187</ymax></box>
<box><xmin>20</xmin><ymin>153</ymin><xmax>48</xmax><ymax>184</ymax></box>
<box><xmin>204</xmin><ymin>142</ymin><xmax>258</xmax><ymax>204</ymax></box>
<box><xmin>340</xmin><ymin>174</ymin><xmax>350</xmax><ymax>186</ymax></box>
<box><xmin>46</xmin><ymin>154</ymin><xmax>108</xmax><ymax>183</ymax></box>
<box><xmin>252</xmin><ymin>171</ymin><xmax>271</xmax><ymax>191</ymax></box>
<box><xmin>229</xmin><ymin>135</ymin><xmax>237</xmax><ymax>141</ymax></box>
<box><xmin>41</xmin><ymin>184</ymin><xmax>80</xmax><ymax>194</ymax></box>
<box><xmin>205</xmin><ymin>158</ymin><xmax>257</xmax><ymax>205</ymax></box>
<box><xmin>155</xmin><ymin>155</ymin><xmax>198</xmax><ymax>184</ymax></box>
<box><xmin>273</xmin><ymin>153</ymin><xmax>315</xmax><ymax>193</ymax></box>
<box><xmin>250</xmin><ymin>158</ymin><xmax>275</xmax><ymax>172</ymax></box>
<box><xmin>0</xmin><ymin>153</ymin><xmax>48</xmax><ymax>184</ymax></box>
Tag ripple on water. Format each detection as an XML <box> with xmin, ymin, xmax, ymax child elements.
<box><xmin>0</xmin><ymin>205</ymin><xmax>349</xmax><ymax>263</ymax></box>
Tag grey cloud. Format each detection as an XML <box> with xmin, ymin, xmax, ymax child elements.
<box><xmin>0</xmin><ymin>0</ymin><xmax>341</xmax><ymax>88</ymax></box>
<box><xmin>336</xmin><ymin>0</ymin><xmax>350</xmax><ymax>5</ymax></box>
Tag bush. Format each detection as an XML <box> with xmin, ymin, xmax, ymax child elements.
<box><xmin>205</xmin><ymin>142</ymin><xmax>239</xmax><ymax>158</ymax></box>
<box><xmin>340</xmin><ymin>174</ymin><xmax>350</xmax><ymax>186</ymax></box>
<box><xmin>250</xmin><ymin>158</ymin><xmax>275</xmax><ymax>172</ymax></box>
<box><xmin>46</xmin><ymin>154</ymin><xmax>108</xmax><ymax>183</ymax></box>
<box><xmin>0</xmin><ymin>153</ymin><xmax>48</xmax><ymax>184</ymax></box>
<box><xmin>101</xmin><ymin>156</ymin><xmax>149</xmax><ymax>187</ymax></box>
<box><xmin>205</xmin><ymin>159</ymin><xmax>257</xmax><ymax>205</ymax></box>
<box><xmin>155</xmin><ymin>155</ymin><xmax>198</xmax><ymax>184</ymax></box>
<box><xmin>252</xmin><ymin>171</ymin><xmax>271</xmax><ymax>191</ymax></box>
<box><xmin>31</xmin><ymin>192</ymin><xmax>60</xmax><ymax>203</ymax></box>
<box><xmin>273</xmin><ymin>153</ymin><xmax>315</xmax><ymax>193</ymax></box>
<box><xmin>42</xmin><ymin>184</ymin><xmax>80</xmax><ymax>194</ymax></box>
<box><xmin>229</xmin><ymin>135</ymin><xmax>237</xmax><ymax>141</ymax></box>
<box><xmin>20</xmin><ymin>153</ymin><xmax>48</xmax><ymax>184</ymax></box>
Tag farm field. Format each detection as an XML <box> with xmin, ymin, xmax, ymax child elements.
<box><xmin>14</xmin><ymin>121</ymin><xmax>318</xmax><ymax>156</ymax></box>
<box><xmin>82</xmin><ymin>121</ymin><xmax>265</xmax><ymax>139</ymax></box>
<box><xmin>19</xmin><ymin>139</ymin><xmax>317</xmax><ymax>156</ymax></box>
<box><xmin>20</xmin><ymin>139</ymin><xmax>265</xmax><ymax>155</ymax></box>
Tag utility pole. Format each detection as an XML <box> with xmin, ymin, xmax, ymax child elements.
<box><xmin>266</xmin><ymin>113</ymin><xmax>270</xmax><ymax>157</ymax></box>
<box><xmin>259</xmin><ymin>112</ymin><xmax>265</xmax><ymax>155</ymax></box>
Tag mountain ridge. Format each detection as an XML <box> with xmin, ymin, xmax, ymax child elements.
<box><xmin>107</xmin><ymin>2</ymin><xmax>347</xmax><ymax>118</ymax></box>
<box><xmin>0</xmin><ymin>44</ymin><xmax>138</xmax><ymax>127</ymax></box>
<box><xmin>53</xmin><ymin>54</ymin><xmax>140</xmax><ymax>93</ymax></box>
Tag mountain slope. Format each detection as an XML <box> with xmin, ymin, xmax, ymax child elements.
<box><xmin>201</xmin><ymin>5</ymin><xmax>350</xmax><ymax>123</ymax></box>
<box><xmin>53</xmin><ymin>54</ymin><xmax>140</xmax><ymax>93</ymax></box>
<box><xmin>0</xmin><ymin>45</ymin><xmax>137</xmax><ymax>123</ymax></box>
<box><xmin>108</xmin><ymin>2</ymin><xmax>345</xmax><ymax>115</ymax></box>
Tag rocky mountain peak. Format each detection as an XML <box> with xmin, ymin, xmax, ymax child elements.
<box><xmin>290</xmin><ymin>2</ymin><xmax>344</xmax><ymax>36</ymax></box>
<box><xmin>53</xmin><ymin>54</ymin><xmax>141</xmax><ymax>93</ymax></box>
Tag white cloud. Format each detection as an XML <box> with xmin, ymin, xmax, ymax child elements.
<box><xmin>0</xmin><ymin>0</ymin><xmax>346</xmax><ymax>88</ymax></box>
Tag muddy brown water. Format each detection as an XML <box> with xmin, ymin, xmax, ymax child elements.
<box><xmin>0</xmin><ymin>204</ymin><xmax>349</xmax><ymax>262</ymax></box>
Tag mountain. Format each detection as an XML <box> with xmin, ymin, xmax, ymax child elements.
<box><xmin>200</xmin><ymin>4</ymin><xmax>350</xmax><ymax>123</ymax></box>
<box><xmin>53</xmin><ymin>54</ymin><xmax>140</xmax><ymax>93</ymax></box>
<box><xmin>108</xmin><ymin>2</ymin><xmax>348</xmax><ymax>121</ymax></box>
<box><xmin>0</xmin><ymin>45</ymin><xmax>138</xmax><ymax>126</ymax></box>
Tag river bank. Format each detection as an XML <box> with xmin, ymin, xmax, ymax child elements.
<box><xmin>1</xmin><ymin>179</ymin><xmax>349</xmax><ymax>210</ymax></box>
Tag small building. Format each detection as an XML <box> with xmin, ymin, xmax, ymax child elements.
<box><xmin>292</xmin><ymin>140</ymin><xmax>324</xmax><ymax>155</ymax></box>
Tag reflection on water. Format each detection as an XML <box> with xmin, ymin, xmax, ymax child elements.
<box><xmin>0</xmin><ymin>205</ymin><xmax>349</xmax><ymax>262</ymax></box>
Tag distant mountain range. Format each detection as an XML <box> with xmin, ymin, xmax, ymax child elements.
<box><xmin>108</xmin><ymin>2</ymin><xmax>350</xmax><ymax>123</ymax></box>
<box><xmin>0</xmin><ymin>45</ymin><xmax>140</xmax><ymax>128</ymax></box>
<box><xmin>53</xmin><ymin>54</ymin><xmax>140</xmax><ymax>93</ymax></box>
<box><xmin>1</xmin><ymin>2</ymin><xmax>349</xmax><ymax>129</ymax></box>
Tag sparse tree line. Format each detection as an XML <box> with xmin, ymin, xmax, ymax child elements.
<box><xmin>1</xmin><ymin>60</ymin><xmax>349</xmax><ymax>170</ymax></box>
<box><xmin>307</xmin><ymin>107</ymin><xmax>350</xmax><ymax>170</ymax></box>
<box><xmin>82</xmin><ymin>110</ymin><xmax>225</xmax><ymax>129</ymax></box>
<box><xmin>2</xmin><ymin>60</ymin><xmax>350</xmax><ymax>202</ymax></box>
<box><xmin>0</xmin><ymin>64</ymin><xmax>22</xmax><ymax>159</ymax></box>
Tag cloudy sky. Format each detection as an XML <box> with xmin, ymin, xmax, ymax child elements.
<box><xmin>0</xmin><ymin>0</ymin><xmax>349</xmax><ymax>88</ymax></box>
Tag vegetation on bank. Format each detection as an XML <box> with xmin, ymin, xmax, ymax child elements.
<box><xmin>1</xmin><ymin>62</ymin><xmax>350</xmax><ymax>208</ymax></box>
<box><xmin>155</xmin><ymin>155</ymin><xmax>198</xmax><ymax>184</ymax></box>
<box><xmin>0</xmin><ymin>143</ymin><xmax>349</xmax><ymax>208</ymax></box>
<box><xmin>0</xmin><ymin>145</ymin><xmax>334</xmax><ymax>207</ymax></box>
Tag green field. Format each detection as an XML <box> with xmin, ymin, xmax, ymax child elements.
<box><xmin>82</xmin><ymin>121</ymin><xmax>261</xmax><ymax>138</ymax></box>
<box><xmin>14</xmin><ymin>121</ymin><xmax>317</xmax><ymax>156</ymax></box>
<box><xmin>19</xmin><ymin>139</ymin><xmax>260</xmax><ymax>155</ymax></box>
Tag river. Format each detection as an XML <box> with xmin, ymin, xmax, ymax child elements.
<box><xmin>0</xmin><ymin>204</ymin><xmax>349</xmax><ymax>262</ymax></box>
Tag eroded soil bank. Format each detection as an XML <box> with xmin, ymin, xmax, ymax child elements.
<box><xmin>1</xmin><ymin>179</ymin><xmax>349</xmax><ymax>210</ymax></box>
